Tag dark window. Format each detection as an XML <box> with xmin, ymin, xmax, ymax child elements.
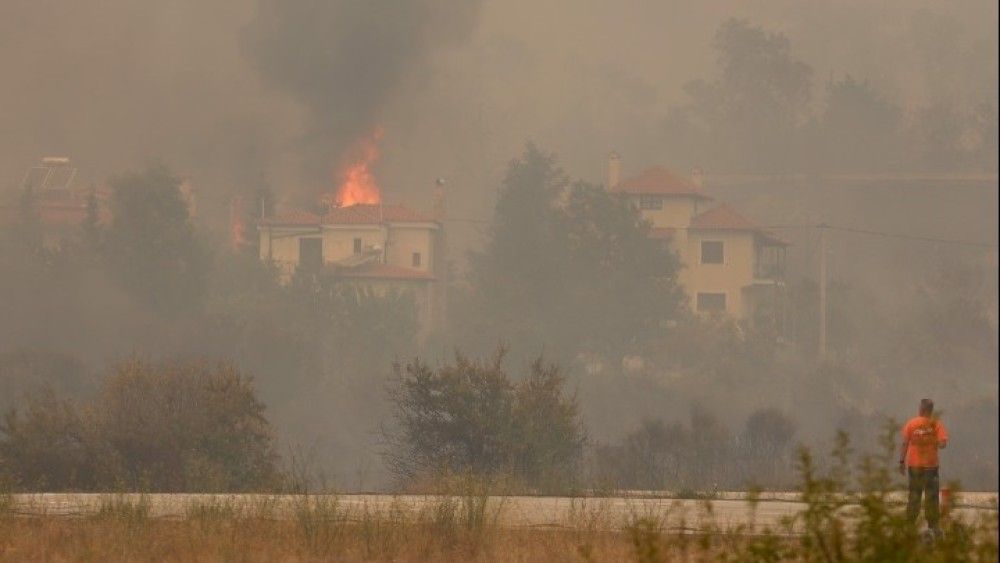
<box><xmin>299</xmin><ymin>238</ymin><xmax>323</xmax><ymax>271</ymax></box>
<box><xmin>353</xmin><ymin>237</ymin><xmax>363</xmax><ymax>255</ymax></box>
<box><xmin>701</xmin><ymin>240</ymin><xmax>724</xmax><ymax>264</ymax></box>
<box><xmin>696</xmin><ymin>292</ymin><xmax>726</xmax><ymax>313</ymax></box>
<box><xmin>412</xmin><ymin>252</ymin><xmax>421</xmax><ymax>268</ymax></box>
<box><xmin>639</xmin><ymin>195</ymin><xmax>663</xmax><ymax>210</ymax></box>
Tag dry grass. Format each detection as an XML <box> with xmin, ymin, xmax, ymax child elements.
<box><xmin>0</xmin><ymin>505</ymin><xmax>637</xmax><ymax>562</ymax></box>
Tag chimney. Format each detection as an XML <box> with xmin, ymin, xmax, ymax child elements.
<box><xmin>607</xmin><ymin>151</ymin><xmax>621</xmax><ymax>190</ymax></box>
<box><xmin>690</xmin><ymin>166</ymin><xmax>704</xmax><ymax>189</ymax></box>
<box><xmin>433</xmin><ymin>177</ymin><xmax>446</xmax><ymax>220</ymax></box>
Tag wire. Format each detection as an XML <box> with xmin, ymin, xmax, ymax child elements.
<box><xmin>441</xmin><ymin>219</ymin><xmax>997</xmax><ymax>248</ymax></box>
<box><xmin>821</xmin><ymin>225</ymin><xmax>998</xmax><ymax>249</ymax></box>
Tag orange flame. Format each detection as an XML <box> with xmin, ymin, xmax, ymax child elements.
<box><xmin>333</xmin><ymin>128</ymin><xmax>383</xmax><ymax>207</ymax></box>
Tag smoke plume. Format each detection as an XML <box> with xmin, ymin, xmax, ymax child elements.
<box><xmin>242</xmin><ymin>0</ymin><xmax>482</xmax><ymax>192</ymax></box>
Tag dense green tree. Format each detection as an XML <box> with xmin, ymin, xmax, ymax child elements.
<box><xmin>459</xmin><ymin>144</ymin><xmax>684</xmax><ymax>362</ymax></box>
<box><xmin>385</xmin><ymin>349</ymin><xmax>584</xmax><ymax>491</ymax></box>
<box><xmin>104</xmin><ymin>165</ymin><xmax>207</xmax><ymax>313</ymax></box>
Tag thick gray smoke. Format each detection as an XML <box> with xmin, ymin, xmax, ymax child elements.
<box><xmin>242</xmin><ymin>0</ymin><xmax>482</xmax><ymax>190</ymax></box>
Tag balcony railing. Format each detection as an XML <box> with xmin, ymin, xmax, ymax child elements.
<box><xmin>753</xmin><ymin>245</ymin><xmax>786</xmax><ymax>281</ymax></box>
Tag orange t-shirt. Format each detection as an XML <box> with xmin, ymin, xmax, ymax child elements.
<box><xmin>902</xmin><ymin>416</ymin><xmax>948</xmax><ymax>468</ymax></box>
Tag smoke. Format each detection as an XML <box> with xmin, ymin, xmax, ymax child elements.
<box><xmin>242</xmin><ymin>0</ymin><xmax>482</xmax><ymax>192</ymax></box>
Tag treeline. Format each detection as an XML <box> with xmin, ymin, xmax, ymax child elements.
<box><xmin>1</xmin><ymin>349</ymin><xmax>796</xmax><ymax>493</ymax></box>
<box><xmin>660</xmin><ymin>19</ymin><xmax>998</xmax><ymax>174</ymax></box>
<box><xmin>1</xmin><ymin>144</ymin><xmax>996</xmax><ymax>491</ymax></box>
<box><xmin>2</xmin><ymin>359</ymin><xmax>277</xmax><ymax>492</ymax></box>
<box><xmin>1</xmin><ymin>165</ymin><xmax>419</xmax><ymax>485</ymax></box>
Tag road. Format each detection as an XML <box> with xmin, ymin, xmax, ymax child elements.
<box><xmin>8</xmin><ymin>492</ymin><xmax>997</xmax><ymax>533</ymax></box>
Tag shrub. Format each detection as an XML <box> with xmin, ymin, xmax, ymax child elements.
<box><xmin>93</xmin><ymin>359</ymin><xmax>278</xmax><ymax>491</ymax></box>
<box><xmin>385</xmin><ymin>348</ymin><xmax>585</xmax><ymax>491</ymax></box>
<box><xmin>0</xmin><ymin>358</ymin><xmax>278</xmax><ymax>492</ymax></box>
<box><xmin>0</xmin><ymin>389</ymin><xmax>102</xmax><ymax>490</ymax></box>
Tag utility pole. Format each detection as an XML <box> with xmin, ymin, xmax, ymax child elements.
<box><xmin>818</xmin><ymin>223</ymin><xmax>828</xmax><ymax>361</ymax></box>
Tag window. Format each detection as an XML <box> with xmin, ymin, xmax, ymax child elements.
<box><xmin>353</xmin><ymin>237</ymin><xmax>363</xmax><ymax>255</ymax></box>
<box><xmin>701</xmin><ymin>240</ymin><xmax>724</xmax><ymax>264</ymax></box>
<box><xmin>298</xmin><ymin>238</ymin><xmax>323</xmax><ymax>271</ymax></box>
<box><xmin>696</xmin><ymin>292</ymin><xmax>726</xmax><ymax>313</ymax></box>
<box><xmin>639</xmin><ymin>195</ymin><xmax>663</xmax><ymax>210</ymax></box>
<box><xmin>412</xmin><ymin>252</ymin><xmax>422</xmax><ymax>268</ymax></box>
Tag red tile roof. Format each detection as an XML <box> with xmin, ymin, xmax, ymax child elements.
<box><xmin>689</xmin><ymin>204</ymin><xmax>788</xmax><ymax>245</ymax></box>
<box><xmin>260</xmin><ymin>209</ymin><xmax>321</xmax><ymax>226</ymax></box>
<box><xmin>322</xmin><ymin>203</ymin><xmax>436</xmax><ymax>225</ymax></box>
<box><xmin>612</xmin><ymin>166</ymin><xmax>711</xmax><ymax>199</ymax></box>
<box><xmin>689</xmin><ymin>203</ymin><xmax>758</xmax><ymax>230</ymax></box>
<box><xmin>338</xmin><ymin>263</ymin><xmax>435</xmax><ymax>281</ymax></box>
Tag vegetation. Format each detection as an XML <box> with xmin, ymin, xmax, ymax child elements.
<box><xmin>385</xmin><ymin>348</ymin><xmax>585</xmax><ymax>491</ymax></box>
<box><xmin>594</xmin><ymin>407</ymin><xmax>797</xmax><ymax>491</ymax></box>
<box><xmin>663</xmin><ymin>18</ymin><xmax>998</xmax><ymax>174</ymax></box>
<box><xmin>0</xmin><ymin>428</ymin><xmax>995</xmax><ymax>561</ymax></box>
<box><xmin>103</xmin><ymin>165</ymin><xmax>208</xmax><ymax>313</ymax></box>
<box><xmin>0</xmin><ymin>359</ymin><xmax>278</xmax><ymax>492</ymax></box>
<box><xmin>455</xmin><ymin>144</ymin><xmax>685</xmax><ymax>362</ymax></box>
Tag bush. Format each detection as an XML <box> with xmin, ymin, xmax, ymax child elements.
<box><xmin>0</xmin><ymin>389</ymin><xmax>102</xmax><ymax>490</ymax></box>
<box><xmin>0</xmin><ymin>358</ymin><xmax>278</xmax><ymax>491</ymax></box>
<box><xmin>385</xmin><ymin>348</ymin><xmax>585</xmax><ymax>491</ymax></box>
<box><xmin>595</xmin><ymin>407</ymin><xmax>797</xmax><ymax>491</ymax></box>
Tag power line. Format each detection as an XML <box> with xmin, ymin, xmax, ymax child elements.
<box><xmin>822</xmin><ymin>225</ymin><xmax>998</xmax><ymax>249</ymax></box>
<box><xmin>439</xmin><ymin>218</ymin><xmax>998</xmax><ymax>248</ymax></box>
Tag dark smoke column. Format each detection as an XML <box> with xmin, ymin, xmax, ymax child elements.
<box><xmin>242</xmin><ymin>0</ymin><xmax>482</xmax><ymax>191</ymax></box>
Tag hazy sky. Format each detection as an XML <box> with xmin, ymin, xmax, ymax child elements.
<box><xmin>1</xmin><ymin>1</ymin><xmax>996</xmax><ymax>220</ymax></box>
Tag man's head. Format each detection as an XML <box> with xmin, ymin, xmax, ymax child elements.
<box><xmin>919</xmin><ymin>399</ymin><xmax>934</xmax><ymax>416</ymax></box>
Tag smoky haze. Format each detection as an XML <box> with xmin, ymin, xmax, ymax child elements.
<box><xmin>241</xmin><ymin>0</ymin><xmax>483</xmax><ymax>192</ymax></box>
<box><xmin>0</xmin><ymin>1</ymin><xmax>996</xmax><ymax>490</ymax></box>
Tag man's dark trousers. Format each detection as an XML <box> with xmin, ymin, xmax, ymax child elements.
<box><xmin>907</xmin><ymin>467</ymin><xmax>940</xmax><ymax>530</ymax></box>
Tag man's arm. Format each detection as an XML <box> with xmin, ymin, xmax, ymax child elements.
<box><xmin>898</xmin><ymin>438</ymin><xmax>908</xmax><ymax>474</ymax></box>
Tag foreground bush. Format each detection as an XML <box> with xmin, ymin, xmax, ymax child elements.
<box><xmin>385</xmin><ymin>348</ymin><xmax>585</xmax><ymax>492</ymax></box>
<box><xmin>594</xmin><ymin>407</ymin><xmax>798</xmax><ymax>491</ymax></box>
<box><xmin>0</xmin><ymin>359</ymin><xmax>278</xmax><ymax>491</ymax></box>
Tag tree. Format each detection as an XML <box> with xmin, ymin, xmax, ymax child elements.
<box><xmin>385</xmin><ymin>349</ymin><xmax>584</xmax><ymax>491</ymax></box>
<box><xmin>0</xmin><ymin>390</ymin><xmax>100</xmax><ymax>490</ymax></box>
<box><xmin>669</xmin><ymin>19</ymin><xmax>813</xmax><ymax>172</ymax></box>
<box><xmin>0</xmin><ymin>359</ymin><xmax>278</xmax><ymax>492</ymax></box>
<box><xmin>104</xmin><ymin>164</ymin><xmax>207</xmax><ymax>313</ymax></box>
<box><xmin>742</xmin><ymin>408</ymin><xmax>796</xmax><ymax>485</ymax></box>
<box><xmin>94</xmin><ymin>359</ymin><xmax>277</xmax><ymax>491</ymax></box>
<box><xmin>459</xmin><ymin>144</ymin><xmax>684</xmax><ymax>362</ymax></box>
<box><xmin>597</xmin><ymin>407</ymin><xmax>735</xmax><ymax>491</ymax></box>
<box><xmin>817</xmin><ymin>74</ymin><xmax>902</xmax><ymax>172</ymax></box>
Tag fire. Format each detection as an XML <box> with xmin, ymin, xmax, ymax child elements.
<box><xmin>333</xmin><ymin>128</ymin><xmax>383</xmax><ymax>207</ymax></box>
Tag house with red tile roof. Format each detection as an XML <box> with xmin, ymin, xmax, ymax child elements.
<box><xmin>0</xmin><ymin>158</ymin><xmax>112</xmax><ymax>249</ymax></box>
<box><xmin>258</xmin><ymin>202</ymin><xmax>444</xmax><ymax>331</ymax></box>
<box><xmin>609</xmin><ymin>156</ymin><xmax>787</xmax><ymax>331</ymax></box>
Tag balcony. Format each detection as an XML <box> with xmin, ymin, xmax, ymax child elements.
<box><xmin>752</xmin><ymin>244</ymin><xmax>786</xmax><ymax>284</ymax></box>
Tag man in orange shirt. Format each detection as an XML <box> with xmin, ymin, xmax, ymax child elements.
<box><xmin>899</xmin><ymin>399</ymin><xmax>949</xmax><ymax>532</ymax></box>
